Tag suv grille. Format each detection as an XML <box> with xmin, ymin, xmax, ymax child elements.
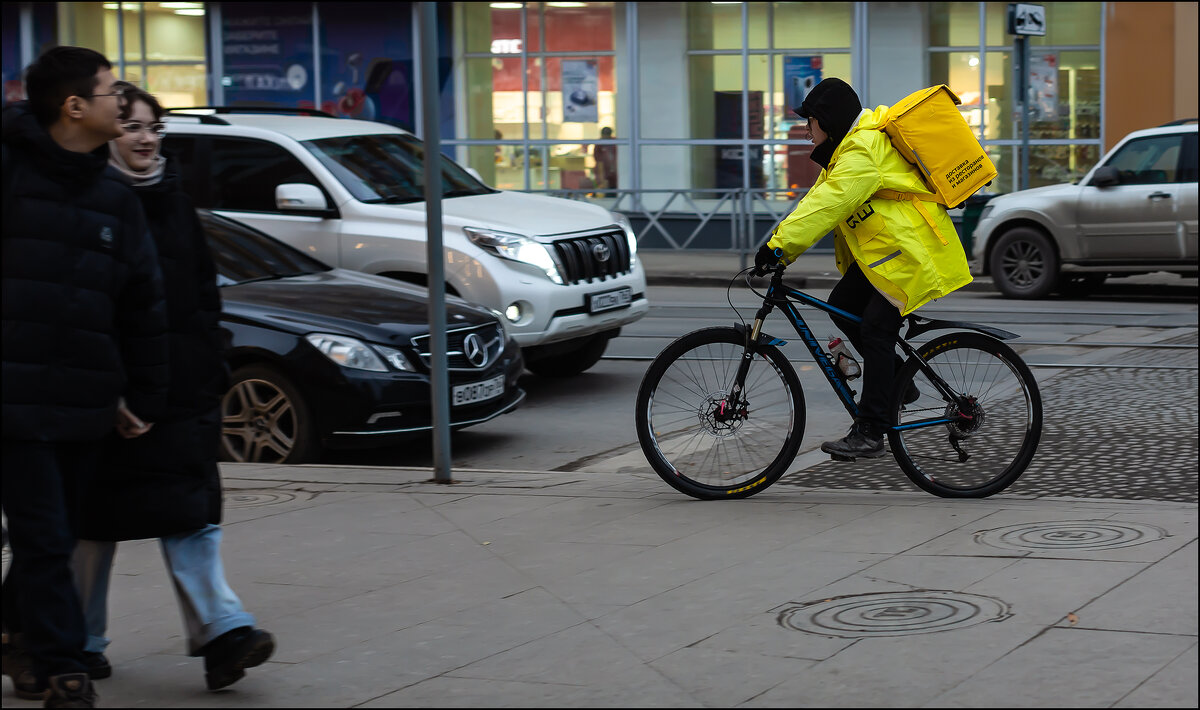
<box><xmin>410</xmin><ymin>322</ymin><xmax>505</xmax><ymax>371</ymax></box>
<box><xmin>550</xmin><ymin>229</ymin><xmax>631</xmax><ymax>285</ymax></box>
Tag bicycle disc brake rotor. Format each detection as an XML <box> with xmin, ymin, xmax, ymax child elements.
<box><xmin>700</xmin><ymin>391</ymin><xmax>748</xmax><ymax>438</ymax></box>
<box><xmin>944</xmin><ymin>396</ymin><xmax>985</xmax><ymax>438</ymax></box>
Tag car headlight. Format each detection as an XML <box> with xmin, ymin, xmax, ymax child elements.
<box><xmin>612</xmin><ymin>211</ymin><xmax>638</xmax><ymax>267</ymax></box>
<box><xmin>464</xmin><ymin>226</ymin><xmax>563</xmax><ymax>285</ymax></box>
<box><xmin>305</xmin><ymin>333</ymin><xmax>387</xmax><ymax>372</ymax></box>
<box><xmin>373</xmin><ymin>344</ymin><xmax>418</xmax><ymax>372</ymax></box>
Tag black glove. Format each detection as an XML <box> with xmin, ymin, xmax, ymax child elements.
<box><xmin>753</xmin><ymin>243</ymin><xmax>784</xmax><ymax>276</ymax></box>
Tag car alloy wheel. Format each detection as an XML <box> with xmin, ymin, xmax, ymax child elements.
<box><xmin>990</xmin><ymin>227</ymin><xmax>1059</xmax><ymax>299</ymax></box>
<box><xmin>221</xmin><ymin>365</ymin><xmax>319</xmax><ymax>464</ymax></box>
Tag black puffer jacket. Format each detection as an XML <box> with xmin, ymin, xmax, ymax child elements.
<box><xmin>2</xmin><ymin>102</ymin><xmax>168</xmax><ymax>443</ymax></box>
<box><xmin>78</xmin><ymin>156</ymin><xmax>231</xmax><ymax>542</ymax></box>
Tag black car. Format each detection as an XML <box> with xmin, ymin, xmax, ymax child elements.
<box><xmin>202</xmin><ymin>210</ymin><xmax>525</xmax><ymax>463</ymax></box>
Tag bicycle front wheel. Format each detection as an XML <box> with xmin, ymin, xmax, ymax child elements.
<box><xmin>890</xmin><ymin>333</ymin><xmax>1042</xmax><ymax>498</ymax></box>
<box><xmin>635</xmin><ymin>327</ymin><xmax>805</xmax><ymax>500</ymax></box>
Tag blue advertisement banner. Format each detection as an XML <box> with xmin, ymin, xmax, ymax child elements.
<box><xmin>783</xmin><ymin>56</ymin><xmax>823</xmax><ymax>114</ymax></box>
<box><xmin>221</xmin><ymin>3</ymin><xmax>315</xmax><ymax>105</ymax></box>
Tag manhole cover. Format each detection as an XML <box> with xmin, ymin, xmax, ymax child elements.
<box><xmin>975</xmin><ymin>520</ymin><xmax>1166</xmax><ymax>552</ymax></box>
<box><xmin>223</xmin><ymin>490</ymin><xmax>300</xmax><ymax>508</ymax></box>
<box><xmin>778</xmin><ymin>591</ymin><xmax>1011</xmax><ymax>638</ymax></box>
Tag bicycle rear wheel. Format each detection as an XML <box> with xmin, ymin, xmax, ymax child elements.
<box><xmin>889</xmin><ymin>333</ymin><xmax>1042</xmax><ymax>498</ymax></box>
<box><xmin>635</xmin><ymin>327</ymin><xmax>805</xmax><ymax>500</ymax></box>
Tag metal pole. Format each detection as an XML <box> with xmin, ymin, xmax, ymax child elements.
<box><xmin>419</xmin><ymin>2</ymin><xmax>453</xmax><ymax>483</ymax></box>
<box><xmin>1017</xmin><ymin>35</ymin><xmax>1030</xmax><ymax>191</ymax></box>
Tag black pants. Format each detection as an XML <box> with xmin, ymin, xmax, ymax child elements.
<box><xmin>827</xmin><ymin>262</ymin><xmax>904</xmax><ymax>432</ymax></box>
<box><xmin>2</xmin><ymin>440</ymin><xmax>93</xmax><ymax>681</ymax></box>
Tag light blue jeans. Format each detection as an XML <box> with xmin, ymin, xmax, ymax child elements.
<box><xmin>71</xmin><ymin>524</ymin><xmax>255</xmax><ymax>656</ymax></box>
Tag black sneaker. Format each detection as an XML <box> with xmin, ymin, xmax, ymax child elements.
<box><xmin>44</xmin><ymin>673</ymin><xmax>96</xmax><ymax>708</ymax></box>
<box><xmin>202</xmin><ymin>626</ymin><xmax>275</xmax><ymax>691</ymax></box>
<box><xmin>83</xmin><ymin>652</ymin><xmax>111</xmax><ymax>680</ymax></box>
<box><xmin>3</xmin><ymin>634</ymin><xmax>46</xmax><ymax>700</ymax></box>
<box><xmin>821</xmin><ymin>421</ymin><xmax>886</xmax><ymax>459</ymax></box>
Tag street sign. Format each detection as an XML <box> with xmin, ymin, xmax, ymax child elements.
<box><xmin>1008</xmin><ymin>3</ymin><xmax>1047</xmax><ymax>36</ymax></box>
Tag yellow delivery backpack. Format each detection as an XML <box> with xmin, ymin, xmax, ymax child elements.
<box><xmin>878</xmin><ymin>85</ymin><xmax>997</xmax><ymax>210</ymax></box>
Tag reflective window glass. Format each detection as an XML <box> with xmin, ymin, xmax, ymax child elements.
<box><xmin>202</xmin><ymin>213</ymin><xmax>330</xmax><ymax>286</ymax></box>
<box><xmin>773</xmin><ymin>2</ymin><xmax>852</xmax><ymax>48</ymax></box>
<box><xmin>545</xmin><ymin>2</ymin><xmax>614</xmax><ymax>53</ymax></box>
<box><xmin>688</xmin><ymin>3</ymin><xmax>744</xmax><ymax>50</ymax></box>
<box><xmin>144</xmin><ymin>3</ymin><xmax>206</xmax><ymax>62</ymax></box>
<box><xmin>929</xmin><ymin>2</ymin><xmax>979</xmax><ymax>46</ymax></box>
<box><xmin>1025</xmin><ymin>51</ymin><xmax>1100</xmax><ymax>140</ymax></box>
<box><xmin>929</xmin><ymin>52</ymin><xmax>985</xmax><ymax>138</ymax></box>
<box><xmin>983</xmin><ymin>51</ymin><xmax>1013</xmax><ymax>140</ymax></box>
<box><xmin>146</xmin><ymin>64</ymin><xmax>207</xmax><ymax>108</ymax></box>
<box><xmin>1102</xmin><ymin>136</ymin><xmax>1184</xmax><ymax>185</ymax></box>
<box><xmin>210</xmin><ymin>138</ymin><xmax>325</xmax><ymax>212</ymax></box>
<box><xmin>1030</xmin><ymin>2</ymin><xmax>1102</xmax><ymax>46</ymax></box>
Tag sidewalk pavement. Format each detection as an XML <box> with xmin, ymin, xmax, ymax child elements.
<box><xmin>3</xmin><ymin>465</ymin><xmax>1195</xmax><ymax>708</ymax></box>
<box><xmin>2</xmin><ymin>252</ymin><xmax>1196</xmax><ymax>709</ymax></box>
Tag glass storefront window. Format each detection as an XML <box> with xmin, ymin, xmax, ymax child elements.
<box><xmin>1025</xmin><ymin>50</ymin><xmax>1100</xmax><ymax>141</ymax></box>
<box><xmin>929</xmin><ymin>2</ymin><xmax>979</xmax><ymax>46</ymax></box>
<box><xmin>1030</xmin><ymin>2</ymin><xmax>1102</xmax><ymax>46</ymax></box>
<box><xmin>545</xmin><ymin>2</ymin><xmax>614</xmax><ymax>52</ymax></box>
<box><xmin>773</xmin><ymin>3</ymin><xmax>852</xmax><ymax>48</ymax></box>
<box><xmin>146</xmin><ymin>64</ymin><xmax>206</xmax><ymax>108</ymax></box>
<box><xmin>929</xmin><ymin>51</ymin><xmax>985</xmax><ymax>137</ymax></box>
<box><xmin>144</xmin><ymin>3</ymin><xmax>205</xmax><ymax>62</ymax></box>
<box><xmin>685</xmin><ymin>55</ymin><xmax>744</xmax><ymax>140</ymax></box>
<box><xmin>688</xmin><ymin>3</ymin><xmax>744</xmax><ymax>51</ymax></box>
<box><xmin>986</xmin><ymin>144</ymin><xmax>1015</xmax><ymax>195</ymax></box>
<box><xmin>768</xmin><ymin>53</ymin><xmax>850</xmax><ymax>140</ymax></box>
<box><xmin>983</xmin><ymin>50</ymin><xmax>1012</xmax><ymax>140</ymax></box>
<box><xmin>984</xmin><ymin>2</ymin><xmax>1008</xmax><ymax>46</ymax></box>
<box><xmin>1029</xmin><ymin>143</ymin><xmax>1102</xmax><ymax>188</ymax></box>
<box><xmin>57</xmin><ymin>3</ymin><xmax>127</xmax><ymax>64</ymax></box>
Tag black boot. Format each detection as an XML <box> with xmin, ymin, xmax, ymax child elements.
<box><xmin>202</xmin><ymin>626</ymin><xmax>275</xmax><ymax>691</ymax></box>
<box><xmin>821</xmin><ymin>421</ymin><xmax>886</xmax><ymax>459</ymax></box>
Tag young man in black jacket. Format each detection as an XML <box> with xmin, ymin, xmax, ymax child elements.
<box><xmin>1</xmin><ymin>46</ymin><xmax>168</xmax><ymax>708</ymax></box>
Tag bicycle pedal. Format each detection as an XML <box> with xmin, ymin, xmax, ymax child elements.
<box><xmin>830</xmin><ymin>453</ymin><xmax>855</xmax><ymax>462</ymax></box>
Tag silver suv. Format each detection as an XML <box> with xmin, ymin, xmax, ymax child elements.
<box><xmin>162</xmin><ymin>108</ymin><xmax>648</xmax><ymax>376</ymax></box>
<box><xmin>971</xmin><ymin>121</ymin><xmax>1198</xmax><ymax>298</ymax></box>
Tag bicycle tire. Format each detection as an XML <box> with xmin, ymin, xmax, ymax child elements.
<box><xmin>888</xmin><ymin>332</ymin><xmax>1042</xmax><ymax>498</ymax></box>
<box><xmin>635</xmin><ymin>327</ymin><xmax>805</xmax><ymax>500</ymax></box>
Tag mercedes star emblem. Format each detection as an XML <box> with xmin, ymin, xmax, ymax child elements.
<box><xmin>463</xmin><ymin>332</ymin><xmax>488</xmax><ymax>368</ymax></box>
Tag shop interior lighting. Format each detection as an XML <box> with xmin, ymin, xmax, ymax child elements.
<box><xmin>158</xmin><ymin>2</ymin><xmax>205</xmax><ymax>8</ymax></box>
<box><xmin>547</xmin><ymin>2</ymin><xmax>587</xmax><ymax>7</ymax></box>
<box><xmin>490</xmin><ymin>3</ymin><xmax>523</xmax><ymax>8</ymax></box>
<box><xmin>174</xmin><ymin>8</ymin><xmax>205</xmax><ymax>15</ymax></box>
<box><xmin>103</xmin><ymin>3</ymin><xmax>139</xmax><ymax>10</ymax></box>
<box><xmin>968</xmin><ymin>56</ymin><xmax>980</xmax><ymax>67</ymax></box>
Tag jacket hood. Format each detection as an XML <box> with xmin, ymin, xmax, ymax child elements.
<box><xmin>1</xmin><ymin>101</ymin><xmax>112</xmax><ymax>186</ymax></box>
<box><xmin>798</xmin><ymin>78</ymin><xmax>863</xmax><ymax>167</ymax></box>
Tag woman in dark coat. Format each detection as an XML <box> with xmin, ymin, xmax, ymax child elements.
<box><xmin>69</xmin><ymin>83</ymin><xmax>275</xmax><ymax>692</ymax></box>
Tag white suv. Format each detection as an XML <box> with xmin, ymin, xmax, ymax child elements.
<box><xmin>970</xmin><ymin>121</ymin><xmax>1198</xmax><ymax>299</ymax></box>
<box><xmin>162</xmin><ymin>108</ymin><xmax>648</xmax><ymax>376</ymax></box>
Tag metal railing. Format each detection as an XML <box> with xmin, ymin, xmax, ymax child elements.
<box><xmin>525</xmin><ymin>188</ymin><xmax>807</xmax><ymax>261</ymax></box>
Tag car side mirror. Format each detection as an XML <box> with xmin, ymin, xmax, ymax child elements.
<box><xmin>276</xmin><ymin>183</ymin><xmax>329</xmax><ymax>211</ymax></box>
<box><xmin>1090</xmin><ymin>165</ymin><xmax>1119</xmax><ymax>188</ymax></box>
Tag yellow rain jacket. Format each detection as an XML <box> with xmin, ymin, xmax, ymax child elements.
<box><xmin>768</xmin><ymin>106</ymin><xmax>972</xmax><ymax>315</ymax></box>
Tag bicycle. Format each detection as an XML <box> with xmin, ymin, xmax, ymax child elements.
<box><xmin>634</xmin><ymin>264</ymin><xmax>1042</xmax><ymax>500</ymax></box>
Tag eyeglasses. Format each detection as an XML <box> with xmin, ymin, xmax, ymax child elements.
<box><xmin>121</xmin><ymin>122</ymin><xmax>167</xmax><ymax>139</ymax></box>
<box><xmin>87</xmin><ymin>86</ymin><xmax>129</xmax><ymax>100</ymax></box>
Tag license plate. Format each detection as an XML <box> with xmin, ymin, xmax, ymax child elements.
<box><xmin>452</xmin><ymin>374</ymin><xmax>505</xmax><ymax>406</ymax></box>
<box><xmin>587</xmin><ymin>287</ymin><xmax>632</xmax><ymax>314</ymax></box>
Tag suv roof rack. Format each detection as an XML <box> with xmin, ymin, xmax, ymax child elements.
<box><xmin>165</xmin><ymin>106</ymin><xmax>337</xmax><ymax>125</ymax></box>
<box><xmin>1158</xmin><ymin>117</ymin><xmax>1198</xmax><ymax>127</ymax></box>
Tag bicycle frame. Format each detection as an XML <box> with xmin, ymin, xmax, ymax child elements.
<box><xmin>735</xmin><ymin>268</ymin><xmax>1015</xmax><ymax>432</ymax></box>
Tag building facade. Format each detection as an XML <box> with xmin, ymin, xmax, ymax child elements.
<box><xmin>4</xmin><ymin>2</ymin><xmax>1195</xmax><ymax>204</ymax></box>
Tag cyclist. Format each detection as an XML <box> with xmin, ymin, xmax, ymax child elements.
<box><xmin>754</xmin><ymin>78</ymin><xmax>972</xmax><ymax>460</ymax></box>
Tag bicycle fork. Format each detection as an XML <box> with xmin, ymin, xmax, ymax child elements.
<box><xmin>717</xmin><ymin>303</ymin><xmax>777</xmax><ymax>424</ymax></box>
